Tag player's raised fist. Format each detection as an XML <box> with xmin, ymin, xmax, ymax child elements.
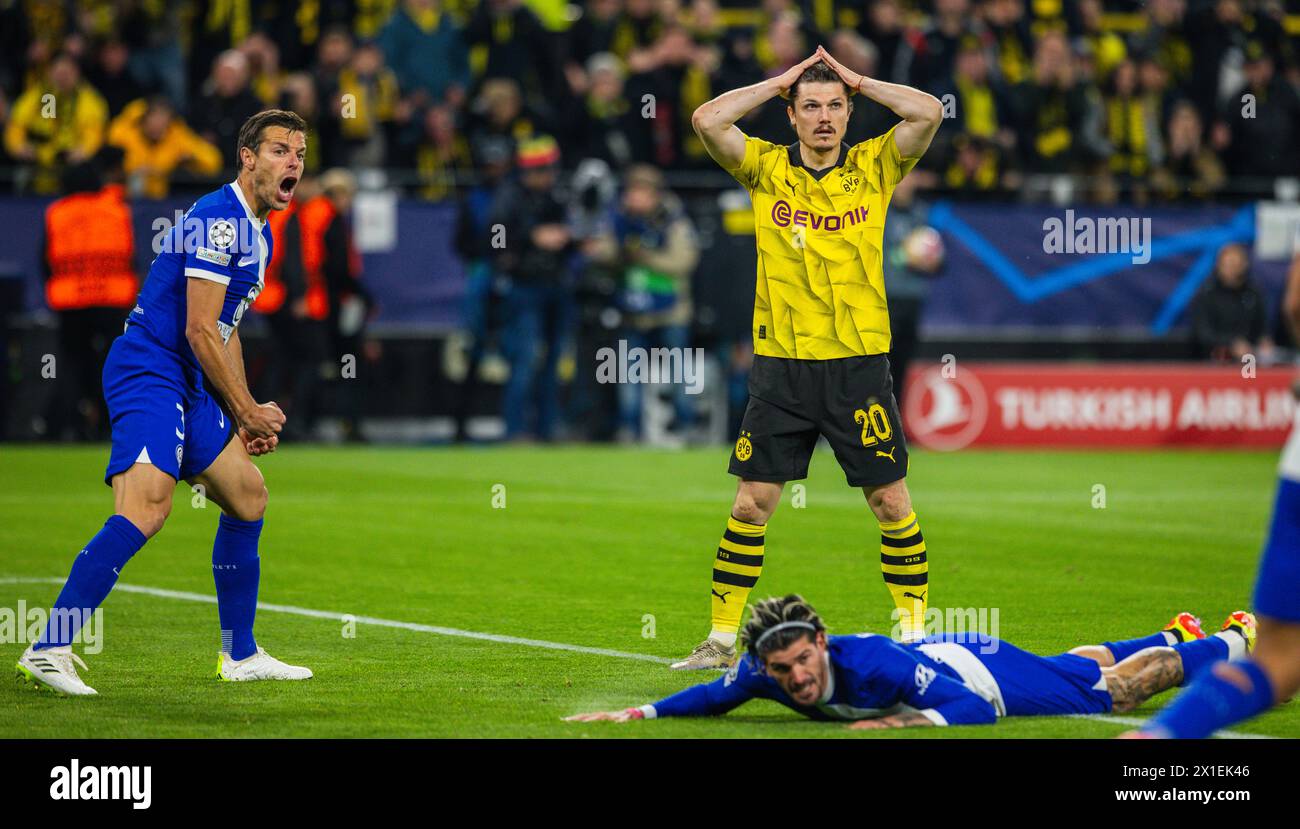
<box><xmin>240</xmin><ymin>401</ymin><xmax>286</xmax><ymax>439</ymax></box>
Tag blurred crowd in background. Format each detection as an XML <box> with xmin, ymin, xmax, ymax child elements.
<box><xmin>3</xmin><ymin>0</ymin><xmax>1300</xmax><ymax>201</ymax></box>
<box><xmin>3</xmin><ymin>0</ymin><xmax>1299</xmax><ymax>445</ymax></box>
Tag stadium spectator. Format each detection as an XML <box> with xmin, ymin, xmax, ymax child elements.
<box><xmin>904</xmin><ymin>0</ymin><xmax>973</xmax><ymax>93</ymax></box>
<box><xmin>465</xmin><ymin>0</ymin><xmax>562</xmax><ymax>110</ymax></box>
<box><xmin>240</xmin><ymin>32</ymin><xmax>287</xmax><ymax>108</ymax></box>
<box><xmin>1189</xmin><ymin>243</ymin><xmax>1274</xmax><ymax>362</ymax></box>
<box><xmin>379</xmin><ymin>0</ymin><xmax>471</xmax><ymax>109</ymax></box>
<box><xmin>107</xmin><ymin>96</ymin><xmax>223</xmax><ymax>198</ymax></box>
<box><xmin>408</xmin><ymin>103</ymin><xmax>473</xmax><ymax>200</ymax></box>
<box><xmin>85</xmin><ymin>39</ymin><xmax>149</xmax><ymax>118</ymax></box>
<box><xmin>41</xmin><ymin>147</ymin><xmax>136</xmax><ymax>440</ymax></box>
<box><xmin>855</xmin><ymin>0</ymin><xmax>908</xmax><ymax>85</ymax></box>
<box><xmin>451</xmin><ymin>135</ymin><xmax>515</xmax><ymax>442</ymax></box>
<box><xmin>118</xmin><ymin>1</ymin><xmax>186</xmax><ymax>112</ymax></box>
<box><xmin>1213</xmin><ymin>41</ymin><xmax>1300</xmax><ymax>187</ymax></box>
<box><xmin>1151</xmin><ymin>100</ymin><xmax>1226</xmax><ymax>202</ymax></box>
<box><xmin>331</xmin><ymin>40</ymin><xmax>402</xmax><ymax>169</ymax></box>
<box><xmin>489</xmin><ymin>135</ymin><xmax>576</xmax><ymax>441</ymax></box>
<box><xmin>981</xmin><ymin>0</ymin><xmax>1035</xmax><ymax>87</ymax></box>
<box><xmin>466</xmin><ymin>78</ymin><xmax>540</xmax><ymax>168</ymax></box>
<box><xmin>193</xmin><ymin>50</ymin><xmax>265</xmax><ymax>163</ymax></box>
<box><xmin>4</xmin><ymin>52</ymin><xmax>108</xmax><ymax>194</ymax></box>
<box><xmin>586</xmin><ymin>164</ymin><xmax>699</xmax><ymax>440</ymax></box>
<box><xmin>935</xmin><ymin>35</ymin><xmax>1016</xmax><ymax>167</ymax></box>
<box><xmin>1096</xmin><ymin>58</ymin><xmax>1162</xmax><ymax>203</ymax></box>
<box><xmin>1017</xmin><ymin>30</ymin><xmax>1093</xmax><ymax>174</ymax></box>
<box><xmin>559</xmin><ymin>52</ymin><xmax>650</xmax><ymax>168</ymax></box>
<box><xmin>565</xmin><ymin>0</ymin><xmax>625</xmax><ymax>73</ymax></box>
<box><xmin>278</xmin><ymin>73</ymin><xmax>323</xmax><ymax>173</ymax></box>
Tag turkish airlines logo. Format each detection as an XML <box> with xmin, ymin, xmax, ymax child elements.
<box><xmin>904</xmin><ymin>366</ymin><xmax>988</xmax><ymax>451</ymax></box>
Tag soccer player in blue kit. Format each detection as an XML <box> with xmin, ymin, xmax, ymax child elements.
<box><xmin>16</xmin><ymin>110</ymin><xmax>313</xmax><ymax>695</ymax></box>
<box><xmin>1127</xmin><ymin>404</ymin><xmax>1300</xmax><ymax>738</ymax></box>
<box><xmin>568</xmin><ymin>595</ymin><xmax>1256</xmax><ymax>729</ymax></box>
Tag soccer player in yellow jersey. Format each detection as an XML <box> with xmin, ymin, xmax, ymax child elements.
<box><xmin>671</xmin><ymin>46</ymin><xmax>944</xmax><ymax>669</ymax></box>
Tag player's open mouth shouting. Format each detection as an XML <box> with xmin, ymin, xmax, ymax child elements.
<box><xmin>276</xmin><ymin>174</ymin><xmax>298</xmax><ymax>206</ymax></box>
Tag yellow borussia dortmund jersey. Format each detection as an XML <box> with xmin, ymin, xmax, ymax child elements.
<box><xmin>726</xmin><ymin>124</ymin><xmax>918</xmax><ymax>359</ymax></box>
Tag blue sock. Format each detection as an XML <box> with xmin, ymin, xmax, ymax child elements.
<box><xmin>212</xmin><ymin>514</ymin><xmax>262</xmax><ymax>661</ymax></box>
<box><xmin>1172</xmin><ymin>636</ymin><xmax>1230</xmax><ymax>685</ymax></box>
<box><xmin>1145</xmin><ymin>660</ymin><xmax>1275</xmax><ymax>738</ymax></box>
<box><xmin>1102</xmin><ymin>632</ymin><xmax>1171</xmax><ymax>662</ymax></box>
<box><xmin>36</xmin><ymin>516</ymin><xmax>146</xmax><ymax>649</ymax></box>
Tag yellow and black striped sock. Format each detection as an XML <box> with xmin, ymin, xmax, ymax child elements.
<box><xmin>709</xmin><ymin>516</ymin><xmax>765</xmax><ymax>643</ymax></box>
<box><xmin>879</xmin><ymin>511</ymin><xmax>928</xmax><ymax>641</ymax></box>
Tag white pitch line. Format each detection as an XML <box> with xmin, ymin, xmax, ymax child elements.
<box><xmin>0</xmin><ymin>576</ymin><xmax>1278</xmax><ymax>738</ymax></box>
<box><xmin>0</xmin><ymin>577</ymin><xmax>671</xmax><ymax>666</ymax></box>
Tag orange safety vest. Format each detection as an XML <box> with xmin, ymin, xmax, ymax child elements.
<box><xmin>253</xmin><ymin>202</ymin><xmax>293</xmax><ymax>314</ymax></box>
<box><xmin>44</xmin><ymin>184</ymin><xmax>138</xmax><ymax>310</ymax></box>
<box><xmin>296</xmin><ymin>195</ymin><xmax>363</xmax><ymax>322</ymax></box>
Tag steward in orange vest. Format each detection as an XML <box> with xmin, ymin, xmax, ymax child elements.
<box><xmin>42</xmin><ymin>148</ymin><xmax>139</xmax><ymax>440</ymax></box>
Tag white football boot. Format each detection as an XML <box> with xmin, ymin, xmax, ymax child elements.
<box><xmin>217</xmin><ymin>647</ymin><xmax>313</xmax><ymax>681</ymax></box>
<box><xmin>15</xmin><ymin>645</ymin><xmax>97</xmax><ymax>696</ymax></box>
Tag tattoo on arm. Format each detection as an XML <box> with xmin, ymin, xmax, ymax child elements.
<box><xmin>1106</xmin><ymin>647</ymin><xmax>1184</xmax><ymax>712</ymax></box>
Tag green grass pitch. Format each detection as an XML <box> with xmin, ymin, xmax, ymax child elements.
<box><xmin>0</xmin><ymin>443</ymin><xmax>1294</xmax><ymax>738</ymax></box>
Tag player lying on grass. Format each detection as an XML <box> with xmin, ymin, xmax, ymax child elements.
<box><xmin>568</xmin><ymin>595</ymin><xmax>1256</xmax><ymax>729</ymax></box>
<box><xmin>16</xmin><ymin>111</ymin><xmax>313</xmax><ymax>696</ymax></box>
<box><xmin>1127</xmin><ymin>393</ymin><xmax>1300</xmax><ymax>738</ymax></box>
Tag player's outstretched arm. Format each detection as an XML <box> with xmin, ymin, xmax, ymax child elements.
<box><xmin>816</xmin><ymin>45</ymin><xmax>942</xmax><ymax>160</ymax></box>
<box><xmin>185</xmin><ymin>278</ymin><xmax>285</xmax><ymax>440</ymax></box>
<box><xmin>691</xmin><ymin>52</ymin><xmax>822</xmax><ymax>171</ymax></box>
<box><xmin>564</xmin><ymin>708</ymin><xmax>647</xmax><ymax>723</ymax></box>
<box><xmin>848</xmin><ymin>711</ymin><xmax>938</xmax><ymax>730</ymax></box>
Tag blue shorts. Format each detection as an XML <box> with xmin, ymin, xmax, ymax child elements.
<box><xmin>976</xmin><ymin>639</ymin><xmax>1113</xmax><ymax>717</ymax></box>
<box><xmin>102</xmin><ymin>331</ymin><xmax>234</xmax><ymax>485</ymax></box>
<box><xmin>1253</xmin><ymin>477</ymin><xmax>1300</xmax><ymax>623</ymax></box>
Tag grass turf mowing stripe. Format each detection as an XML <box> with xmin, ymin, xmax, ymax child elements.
<box><xmin>2</xmin><ymin>576</ymin><xmax>1277</xmax><ymax>739</ymax></box>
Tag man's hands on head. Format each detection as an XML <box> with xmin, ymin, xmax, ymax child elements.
<box><xmin>774</xmin><ymin>52</ymin><xmax>826</xmax><ymax>98</ymax></box>
<box><xmin>564</xmin><ymin>708</ymin><xmax>645</xmax><ymax>723</ymax></box>
<box><xmin>815</xmin><ymin>45</ymin><xmax>864</xmax><ymax>94</ymax></box>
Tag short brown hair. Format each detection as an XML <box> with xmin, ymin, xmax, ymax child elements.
<box><xmin>741</xmin><ymin>594</ymin><xmax>826</xmax><ymax>662</ymax></box>
<box><xmin>235</xmin><ymin>109</ymin><xmax>308</xmax><ymax>169</ymax></box>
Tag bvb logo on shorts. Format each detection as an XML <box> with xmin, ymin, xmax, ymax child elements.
<box><xmin>734</xmin><ymin>432</ymin><xmax>753</xmax><ymax>462</ymax></box>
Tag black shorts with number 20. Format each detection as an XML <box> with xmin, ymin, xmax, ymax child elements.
<box><xmin>728</xmin><ymin>354</ymin><xmax>908</xmax><ymax>488</ymax></box>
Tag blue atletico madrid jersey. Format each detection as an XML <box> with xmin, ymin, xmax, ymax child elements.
<box><xmin>100</xmin><ymin>181</ymin><xmax>270</xmax><ymax>485</ymax></box>
<box><xmin>645</xmin><ymin>633</ymin><xmax>1114</xmax><ymax>725</ymax></box>
<box><xmin>126</xmin><ymin>180</ymin><xmax>272</xmax><ymax>388</ymax></box>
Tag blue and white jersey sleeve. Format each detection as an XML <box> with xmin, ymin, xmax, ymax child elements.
<box><xmin>643</xmin><ymin>656</ymin><xmax>766</xmax><ymax>718</ymax></box>
<box><xmin>851</xmin><ymin>637</ymin><xmax>998</xmax><ymax>726</ymax></box>
<box><xmin>182</xmin><ymin>204</ymin><xmax>243</xmax><ymax>286</ymax></box>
